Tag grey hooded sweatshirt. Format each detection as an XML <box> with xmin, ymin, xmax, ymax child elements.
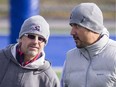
<box><xmin>0</xmin><ymin>44</ymin><xmax>60</xmax><ymax>87</ymax></box>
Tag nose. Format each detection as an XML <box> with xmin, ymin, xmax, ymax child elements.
<box><xmin>32</xmin><ymin>36</ymin><xmax>38</xmax><ymax>44</ymax></box>
<box><xmin>70</xmin><ymin>27</ymin><xmax>76</xmax><ymax>36</ymax></box>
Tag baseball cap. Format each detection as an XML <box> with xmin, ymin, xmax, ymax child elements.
<box><xmin>19</xmin><ymin>15</ymin><xmax>50</xmax><ymax>43</ymax></box>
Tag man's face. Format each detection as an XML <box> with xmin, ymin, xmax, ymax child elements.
<box><xmin>70</xmin><ymin>24</ymin><xmax>100</xmax><ymax>48</ymax></box>
<box><xmin>19</xmin><ymin>33</ymin><xmax>46</xmax><ymax>58</ymax></box>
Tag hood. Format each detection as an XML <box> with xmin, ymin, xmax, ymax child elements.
<box><xmin>3</xmin><ymin>44</ymin><xmax>50</xmax><ymax>70</ymax></box>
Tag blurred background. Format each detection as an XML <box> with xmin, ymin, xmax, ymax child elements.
<box><xmin>0</xmin><ymin>0</ymin><xmax>116</xmax><ymax>35</ymax></box>
<box><xmin>0</xmin><ymin>0</ymin><xmax>116</xmax><ymax>78</ymax></box>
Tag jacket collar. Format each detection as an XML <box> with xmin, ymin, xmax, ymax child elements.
<box><xmin>11</xmin><ymin>43</ymin><xmax>45</xmax><ymax>69</ymax></box>
<box><xmin>79</xmin><ymin>35</ymin><xmax>109</xmax><ymax>59</ymax></box>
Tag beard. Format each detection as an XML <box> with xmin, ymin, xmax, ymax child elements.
<box><xmin>26</xmin><ymin>50</ymin><xmax>39</xmax><ymax>57</ymax></box>
<box><xmin>26</xmin><ymin>43</ymin><xmax>40</xmax><ymax>57</ymax></box>
<box><xmin>73</xmin><ymin>36</ymin><xmax>87</xmax><ymax>48</ymax></box>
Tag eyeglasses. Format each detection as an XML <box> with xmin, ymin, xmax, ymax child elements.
<box><xmin>24</xmin><ymin>34</ymin><xmax>46</xmax><ymax>43</ymax></box>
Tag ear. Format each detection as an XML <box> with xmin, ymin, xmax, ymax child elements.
<box><xmin>18</xmin><ymin>41</ymin><xmax>22</xmax><ymax>47</ymax></box>
<box><xmin>17</xmin><ymin>38</ymin><xmax>22</xmax><ymax>44</ymax></box>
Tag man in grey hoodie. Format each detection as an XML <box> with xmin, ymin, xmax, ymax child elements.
<box><xmin>61</xmin><ymin>3</ymin><xmax>116</xmax><ymax>87</ymax></box>
<box><xmin>0</xmin><ymin>15</ymin><xmax>60</xmax><ymax>87</ymax></box>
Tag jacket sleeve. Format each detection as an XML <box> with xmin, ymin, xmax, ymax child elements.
<box><xmin>0</xmin><ymin>49</ymin><xmax>10</xmax><ymax>83</ymax></box>
<box><xmin>44</xmin><ymin>66</ymin><xmax>60</xmax><ymax>87</ymax></box>
<box><xmin>60</xmin><ymin>62</ymin><xmax>65</xmax><ymax>87</ymax></box>
<box><xmin>113</xmin><ymin>58</ymin><xmax>116</xmax><ymax>87</ymax></box>
<box><xmin>52</xmin><ymin>76</ymin><xmax>60</xmax><ymax>87</ymax></box>
<box><xmin>60</xmin><ymin>61</ymin><xmax>69</xmax><ymax>87</ymax></box>
<box><xmin>112</xmin><ymin>68</ymin><xmax>116</xmax><ymax>87</ymax></box>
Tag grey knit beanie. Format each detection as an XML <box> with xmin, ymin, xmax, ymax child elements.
<box><xmin>19</xmin><ymin>15</ymin><xmax>50</xmax><ymax>43</ymax></box>
<box><xmin>70</xmin><ymin>3</ymin><xmax>105</xmax><ymax>34</ymax></box>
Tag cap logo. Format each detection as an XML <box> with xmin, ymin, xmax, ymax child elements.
<box><xmin>31</xmin><ymin>25</ymin><xmax>40</xmax><ymax>32</ymax></box>
<box><xmin>80</xmin><ymin>16</ymin><xmax>85</xmax><ymax>23</ymax></box>
<box><xmin>70</xmin><ymin>13</ymin><xmax>72</xmax><ymax>19</ymax></box>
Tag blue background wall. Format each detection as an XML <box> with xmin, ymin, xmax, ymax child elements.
<box><xmin>9</xmin><ymin>0</ymin><xmax>39</xmax><ymax>43</ymax></box>
<box><xmin>0</xmin><ymin>35</ymin><xmax>116</xmax><ymax>67</ymax></box>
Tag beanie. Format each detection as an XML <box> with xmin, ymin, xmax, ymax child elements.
<box><xmin>19</xmin><ymin>15</ymin><xmax>50</xmax><ymax>43</ymax></box>
<box><xmin>70</xmin><ymin>3</ymin><xmax>105</xmax><ymax>34</ymax></box>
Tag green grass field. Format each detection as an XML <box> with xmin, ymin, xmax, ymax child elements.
<box><xmin>56</xmin><ymin>71</ymin><xmax>62</xmax><ymax>79</ymax></box>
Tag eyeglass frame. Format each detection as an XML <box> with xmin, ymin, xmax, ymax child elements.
<box><xmin>23</xmin><ymin>33</ymin><xmax>46</xmax><ymax>43</ymax></box>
